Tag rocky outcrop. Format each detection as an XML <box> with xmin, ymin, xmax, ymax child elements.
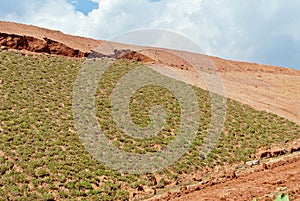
<box><xmin>0</xmin><ymin>32</ymin><xmax>86</xmax><ymax>57</ymax></box>
<box><xmin>87</xmin><ymin>48</ymin><xmax>154</xmax><ymax>63</ymax></box>
<box><xmin>0</xmin><ymin>32</ymin><xmax>155</xmax><ymax>62</ymax></box>
<box><xmin>117</xmin><ymin>50</ymin><xmax>154</xmax><ymax>62</ymax></box>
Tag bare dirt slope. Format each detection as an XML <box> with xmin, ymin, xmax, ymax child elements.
<box><xmin>212</xmin><ymin>56</ymin><xmax>300</xmax><ymax>126</ymax></box>
<box><xmin>159</xmin><ymin>153</ymin><xmax>300</xmax><ymax>201</ymax></box>
<box><xmin>140</xmin><ymin>49</ymin><xmax>300</xmax><ymax>126</ymax></box>
<box><xmin>148</xmin><ymin>61</ymin><xmax>300</xmax><ymax>126</ymax></box>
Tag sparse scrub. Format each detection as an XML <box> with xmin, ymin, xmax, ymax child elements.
<box><xmin>0</xmin><ymin>50</ymin><xmax>299</xmax><ymax>200</ymax></box>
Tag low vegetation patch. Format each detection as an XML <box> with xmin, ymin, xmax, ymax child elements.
<box><xmin>0</xmin><ymin>51</ymin><xmax>299</xmax><ymax>200</ymax></box>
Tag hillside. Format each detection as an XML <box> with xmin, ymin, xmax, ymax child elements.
<box><xmin>1</xmin><ymin>21</ymin><xmax>299</xmax><ymax>126</ymax></box>
<box><xmin>0</xmin><ymin>21</ymin><xmax>300</xmax><ymax>200</ymax></box>
<box><xmin>0</xmin><ymin>49</ymin><xmax>299</xmax><ymax>200</ymax></box>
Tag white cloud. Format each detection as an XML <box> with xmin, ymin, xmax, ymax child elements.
<box><xmin>0</xmin><ymin>0</ymin><xmax>300</xmax><ymax>69</ymax></box>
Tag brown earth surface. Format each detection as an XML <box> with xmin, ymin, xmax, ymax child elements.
<box><xmin>0</xmin><ymin>21</ymin><xmax>101</xmax><ymax>53</ymax></box>
<box><xmin>149</xmin><ymin>153</ymin><xmax>300</xmax><ymax>201</ymax></box>
<box><xmin>0</xmin><ymin>21</ymin><xmax>299</xmax><ymax>200</ymax></box>
<box><xmin>146</xmin><ymin>139</ymin><xmax>300</xmax><ymax>201</ymax></box>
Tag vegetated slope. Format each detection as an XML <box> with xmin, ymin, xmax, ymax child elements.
<box><xmin>0</xmin><ymin>50</ymin><xmax>299</xmax><ymax>200</ymax></box>
<box><xmin>1</xmin><ymin>21</ymin><xmax>299</xmax><ymax>126</ymax></box>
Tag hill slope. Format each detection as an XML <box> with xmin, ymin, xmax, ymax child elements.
<box><xmin>1</xmin><ymin>21</ymin><xmax>300</xmax><ymax>200</ymax></box>
<box><xmin>0</xmin><ymin>21</ymin><xmax>299</xmax><ymax>125</ymax></box>
<box><xmin>0</xmin><ymin>50</ymin><xmax>300</xmax><ymax>200</ymax></box>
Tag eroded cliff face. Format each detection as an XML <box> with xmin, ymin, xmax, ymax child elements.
<box><xmin>0</xmin><ymin>32</ymin><xmax>87</xmax><ymax>58</ymax></box>
<box><xmin>0</xmin><ymin>32</ymin><xmax>157</xmax><ymax>63</ymax></box>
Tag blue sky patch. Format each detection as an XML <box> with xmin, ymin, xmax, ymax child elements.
<box><xmin>67</xmin><ymin>0</ymin><xmax>98</xmax><ymax>15</ymax></box>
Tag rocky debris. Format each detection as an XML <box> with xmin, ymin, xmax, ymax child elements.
<box><xmin>245</xmin><ymin>160</ymin><xmax>260</xmax><ymax>167</ymax></box>
<box><xmin>290</xmin><ymin>146</ymin><xmax>300</xmax><ymax>153</ymax></box>
<box><xmin>147</xmin><ymin>153</ymin><xmax>300</xmax><ymax>201</ymax></box>
<box><xmin>143</xmin><ymin>186</ymin><xmax>156</xmax><ymax>195</ymax></box>
<box><xmin>259</xmin><ymin>148</ymin><xmax>288</xmax><ymax>158</ymax></box>
<box><xmin>118</xmin><ymin>50</ymin><xmax>154</xmax><ymax>63</ymax></box>
<box><xmin>87</xmin><ymin>49</ymin><xmax>132</xmax><ymax>59</ymax></box>
<box><xmin>256</xmin><ymin>139</ymin><xmax>300</xmax><ymax>160</ymax></box>
<box><xmin>129</xmin><ymin>186</ymin><xmax>157</xmax><ymax>200</ymax></box>
<box><xmin>0</xmin><ymin>32</ymin><xmax>86</xmax><ymax>57</ymax></box>
<box><xmin>193</xmin><ymin>172</ymin><xmax>203</xmax><ymax>181</ymax></box>
<box><xmin>226</xmin><ymin>169</ymin><xmax>237</xmax><ymax>179</ymax></box>
<box><xmin>262</xmin><ymin>156</ymin><xmax>298</xmax><ymax>170</ymax></box>
<box><xmin>87</xmin><ymin>48</ymin><xmax>155</xmax><ymax>63</ymax></box>
<box><xmin>289</xmin><ymin>139</ymin><xmax>300</xmax><ymax>153</ymax></box>
<box><xmin>236</xmin><ymin>164</ymin><xmax>244</xmax><ymax>169</ymax></box>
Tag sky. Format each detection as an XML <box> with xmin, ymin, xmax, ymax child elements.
<box><xmin>0</xmin><ymin>0</ymin><xmax>300</xmax><ymax>70</ymax></box>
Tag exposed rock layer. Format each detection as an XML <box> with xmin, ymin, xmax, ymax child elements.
<box><xmin>0</xmin><ymin>33</ymin><xmax>86</xmax><ymax>57</ymax></box>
